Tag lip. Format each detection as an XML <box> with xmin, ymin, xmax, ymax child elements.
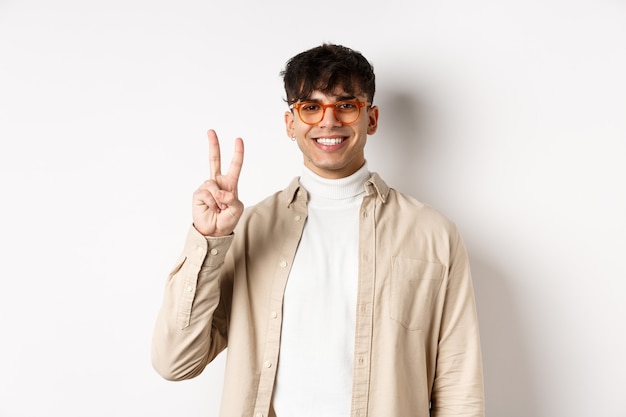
<box><xmin>311</xmin><ymin>136</ymin><xmax>348</xmax><ymax>149</ymax></box>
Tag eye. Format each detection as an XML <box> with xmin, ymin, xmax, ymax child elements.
<box><xmin>300</xmin><ymin>103</ymin><xmax>321</xmax><ymax>112</ymax></box>
<box><xmin>336</xmin><ymin>101</ymin><xmax>358</xmax><ymax>110</ymax></box>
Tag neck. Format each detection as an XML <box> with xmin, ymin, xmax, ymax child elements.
<box><xmin>300</xmin><ymin>163</ymin><xmax>370</xmax><ymax>204</ymax></box>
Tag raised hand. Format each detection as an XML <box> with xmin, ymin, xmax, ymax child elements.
<box><xmin>192</xmin><ymin>129</ymin><xmax>244</xmax><ymax>237</ymax></box>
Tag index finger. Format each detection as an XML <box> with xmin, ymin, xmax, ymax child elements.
<box><xmin>207</xmin><ymin>129</ymin><xmax>221</xmax><ymax>179</ymax></box>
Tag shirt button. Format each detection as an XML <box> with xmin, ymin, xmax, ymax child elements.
<box><xmin>210</xmin><ymin>248</ymin><xmax>218</xmax><ymax>255</ymax></box>
<box><xmin>186</xmin><ymin>286</ymin><xmax>193</xmax><ymax>293</ymax></box>
<box><xmin>264</xmin><ymin>361</ymin><xmax>272</xmax><ymax>368</ymax></box>
<box><xmin>279</xmin><ymin>260</ymin><xmax>287</xmax><ymax>268</ymax></box>
<box><xmin>294</xmin><ymin>215</ymin><xmax>301</xmax><ymax>221</ymax></box>
<box><xmin>271</xmin><ymin>311</ymin><xmax>278</xmax><ymax>318</ymax></box>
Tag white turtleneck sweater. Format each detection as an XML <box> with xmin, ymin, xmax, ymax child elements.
<box><xmin>272</xmin><ymin>164</ymin><xmax>370</xmax><ymax>417</ymax></box>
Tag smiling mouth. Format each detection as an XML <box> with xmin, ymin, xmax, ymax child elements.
<box><xmin>315</xmin><ymin>137</ymin><xmax>346</xmax><ymax>145</ymax></box>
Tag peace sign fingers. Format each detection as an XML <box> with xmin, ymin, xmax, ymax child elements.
<box><xmin>192</xmin><ymin>130</ymin><xmax>245</xmax><ymax>237</ymax></box>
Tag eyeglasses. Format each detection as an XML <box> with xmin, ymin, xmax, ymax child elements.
<box><xmin>289</xmin><ymin>100</ymin><xmax>371</xmax><ymax>125</ymax></box>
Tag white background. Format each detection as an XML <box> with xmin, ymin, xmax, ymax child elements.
<box><xmin>1</xmin><ymin>0</ymin><xmax>625</xmax><ymax>416</ymax></box>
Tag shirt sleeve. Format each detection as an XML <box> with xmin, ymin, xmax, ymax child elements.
<box><xmin>151</xmin><ymin>225</ymin><xmax>234</xmax><ymax>381</ymax></box>
<box><xmin>430</xmin><ymin>228</ymin><xmax>485</xmax><ymax>417</ymax></box>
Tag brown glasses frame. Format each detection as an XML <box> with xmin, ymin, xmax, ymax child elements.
<box><xmin>289</xmin><ymin>100</ymin><xmax>371</xmax><ymax>125</ymax></box>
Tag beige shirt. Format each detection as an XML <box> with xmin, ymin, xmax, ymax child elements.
<box><xmin>152</xmin><ymin>173</ymin><xmax>485</xmax><ymax>417</ymax></box>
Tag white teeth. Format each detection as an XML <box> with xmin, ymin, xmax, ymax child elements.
<box><xmin>316</xmin><ymin>137</ymin><xmax>344</xmax><ymax>145</ymax></box>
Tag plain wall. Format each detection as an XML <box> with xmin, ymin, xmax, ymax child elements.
<box><xmin>1</xmin><ymin>1</ymin><xmax>625</xmax><ymax>416</ymax></box>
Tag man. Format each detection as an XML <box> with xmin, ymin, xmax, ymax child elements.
<box><xmin>152</xmin><ymin>44</ymin><xmax>484</xmax><ymax>417</ymax></box>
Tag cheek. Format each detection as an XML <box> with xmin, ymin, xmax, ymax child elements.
<box><xmin>355</xmin><ymin>124</ymin><xmax>371</xmax><ymax>139</ymax></box>
<box><xmin>294</xmin><ymin>124</ymin><xmax>312</xmax><ymax>136</ymax></box>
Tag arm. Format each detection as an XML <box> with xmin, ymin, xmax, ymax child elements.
<box><xmin>151</xmin><ymin>227</ymin><xmax>234</xmax><ymax>380</ymax></box>
<box><xmin>430</xmin><ymin>228</ymin><xmax>485</xmax><ymax>417</ymax></box>
<box><xmin>151</xmin><ymin>130</ymin><xmax>244</xmax><ymax>380</ymax></box>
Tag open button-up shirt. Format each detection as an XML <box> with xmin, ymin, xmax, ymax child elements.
<box><xmin>152</xmin><ymin>173</ymin><xmax>484</xmax><ymax>417</ymax></box>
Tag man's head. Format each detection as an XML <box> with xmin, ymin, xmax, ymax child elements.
<box><xmin>281</xmin><ymin>44</ymin><xmax>376</xmax><ymax>105</ymax></box>
<box><xmin>281</xmin><ymin>44</ymin><xmax>379</xmax><ymax>179</ymax></box>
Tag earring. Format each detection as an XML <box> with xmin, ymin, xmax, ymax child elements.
<box><xmin>290</xmin><ymin>136</ymin><xmax>296</xmax><ymax>141</ymax></box>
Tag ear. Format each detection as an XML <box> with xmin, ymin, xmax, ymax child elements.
<box><xmin>367</xmin><ymin>105</ymin><xmax>379</xmax><ymax>135</ymax></box>
<box><xmin>284</xmin><ymin>111</ymin><xmax>295</xmax><ymax>137</ymax></box>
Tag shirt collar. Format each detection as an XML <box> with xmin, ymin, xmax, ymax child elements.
<box><xmin>283</xmin><ymin>171</ymin><xmax>390</xmax><ymax>207</ymax></box>
<box><xmin>365</xmin><ymin>172</ymin><xmax>390</xmax><ymax>203</ymax></box>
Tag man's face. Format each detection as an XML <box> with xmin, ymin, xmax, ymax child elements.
<box><xmin>284</xmin><ymin>89</ymin><xmax>379</xmax><ymax>179</ymax></box>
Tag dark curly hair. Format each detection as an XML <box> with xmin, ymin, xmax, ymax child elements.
<box><xmin>281</xmin><ymin>44</ymin><xmax>376</xmax><ymax>105</ymax></box>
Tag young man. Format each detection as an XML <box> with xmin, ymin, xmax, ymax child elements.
<box><xmin>152</xmin><ymin>44</ymin><xmax>484</xmax><ymax>417</ymax></box>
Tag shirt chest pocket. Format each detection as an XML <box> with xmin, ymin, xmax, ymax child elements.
<box><xmin>390</xmin><ymin>257</ymin><xmax>445</xmax><ymax>331</ymax></box>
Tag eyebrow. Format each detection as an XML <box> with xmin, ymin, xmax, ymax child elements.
<box><xmin>302</xmin><ymin>95</ymin><xmax>357</xmax><ymax>103</ymax></box>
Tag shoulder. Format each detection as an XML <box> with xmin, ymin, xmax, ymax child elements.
<box><xmin>369</xmin><ymin>173</ymin><xmax>456</xmax><ymax>232</ymax></box>
<box><xmin>377</xmin><ymin>187</ymin><xmax>465</xmax><ymax>264</ymax></box>
<box><xmin>388</xmin><ymin>189</ymin><xmax>457</xmax><ymax>230</ymax></box>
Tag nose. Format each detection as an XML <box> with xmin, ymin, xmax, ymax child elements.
<box><xmin>318</xmin><ymin>105</ymin><xmax>342</xmax><ymax>127</ymax></box>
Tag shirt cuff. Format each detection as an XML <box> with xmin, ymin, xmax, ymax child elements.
<box><xmin>183</xmin><ymin>225</ymin><xmax>234</xmax><ymax>268</ymax></box>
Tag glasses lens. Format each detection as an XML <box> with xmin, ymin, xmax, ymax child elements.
<box><xmin>298</xmin><ymin>102</ymin><xmax>323</xmax><ymax>124</ymax></box>
<box><xmin>335</xmin><ymin>101</ymin><xmax>360</xmax><ymax>124</ymax></box>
